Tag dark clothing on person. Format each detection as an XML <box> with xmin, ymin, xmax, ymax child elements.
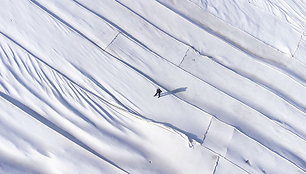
<box><xmin>154</xmin><ymin>88</ymin><xmax>162</xmax><ymax>98</ymax></box>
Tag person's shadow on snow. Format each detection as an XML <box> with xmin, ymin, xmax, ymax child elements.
<box><xmin>160</xmin><ymin>87</ymin><xmax>187</xmax><ymax>97</ymax></box>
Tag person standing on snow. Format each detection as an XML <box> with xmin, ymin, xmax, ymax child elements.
<box><xmin>154</xmin><ymin>88</ymin><xmax>162</xmax><ymax>98</ymax></box>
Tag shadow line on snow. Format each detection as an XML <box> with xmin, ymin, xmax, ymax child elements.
<box><xmin>160</xmin><ymin>87</ymin><xmax>187</xmax><ymax>97</ymax></box>
<box><xmin>70</xmin><ymin>64</ymin><xmax>140</xmax><ymax>116</ymax></box>
<box><xmin>0</xmin><ymin>92</ymin><xmax>129</xmax><ymax>174</ymax></box>
<box><xmin>69</xmin><ymin>0</ymin><xmax>165</xmax><ymax>60</ymax></box>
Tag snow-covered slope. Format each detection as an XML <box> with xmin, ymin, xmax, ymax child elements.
<box><xmin>0</xmin><ymin>0</ymin><xmax>305</xmax><ymax>173</ymax></box>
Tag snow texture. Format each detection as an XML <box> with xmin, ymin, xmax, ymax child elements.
<box><xmin>0</xmin><ymin>0</ymin><xmax>305</xmax><ymax>173</ymax></box>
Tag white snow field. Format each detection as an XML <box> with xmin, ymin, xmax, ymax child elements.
<box><xmin>0</xmin><ymin>0</ymin><xmax>305</xmax><ymax>173</ymax></box>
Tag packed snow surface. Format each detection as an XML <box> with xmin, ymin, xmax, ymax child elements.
<box><xmin>0</xmin><ymin>0</ymin><xmax>305</xmax><ymax>173</ymax></box>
